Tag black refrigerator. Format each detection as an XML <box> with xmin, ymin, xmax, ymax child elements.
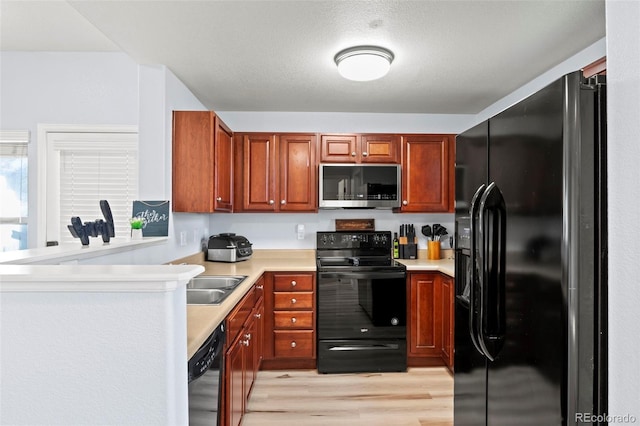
<box><xmin>453</xmin><ymin>71</ymin><xmax>607</xmax><ymax>425</ymax></box>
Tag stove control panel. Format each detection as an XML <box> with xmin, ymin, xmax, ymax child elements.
<box><xmin>317</xmin><ymin>231</ymin><xmax>391</xmax><ymax>250</ymax></box>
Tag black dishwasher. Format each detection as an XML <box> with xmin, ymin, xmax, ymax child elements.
<box><xmin>188</xmin><ymin>324</ymin><xmax>225</xmax><ymax>426</ymax></box>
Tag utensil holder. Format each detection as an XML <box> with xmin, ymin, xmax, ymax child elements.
<box><xmin>427</xmin><ymin>240</ymin><xmax>441</xmax><ymax>260</ymax></box>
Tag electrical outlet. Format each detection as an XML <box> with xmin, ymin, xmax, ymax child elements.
<box><xmin>180</xmin><ymin>231</ymin><xmax>187</xmax><ymax>246</ymax></box>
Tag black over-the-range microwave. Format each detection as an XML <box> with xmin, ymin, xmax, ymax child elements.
<box><xmin>318</xmin><ymin>163</ymin><xmax>401</xmax><ymax>209</ymax></box>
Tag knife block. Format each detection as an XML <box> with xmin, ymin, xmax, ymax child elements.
<box><xmin>400</xmin><ymin>237</ymin><xmax>417</xmax><ymax>259</ymax></box>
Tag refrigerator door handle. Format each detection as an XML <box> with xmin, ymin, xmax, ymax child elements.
<box><xmin>478</xmin><ymin>181</ymin><xmax>506</xmax><ymax>361</ymax></box>
<box><xmin>469</xmin><ymin>183</ymin><xmax>487</xmax><ymax>357</ymax></box>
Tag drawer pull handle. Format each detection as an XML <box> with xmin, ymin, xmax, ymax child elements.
<box><xmin>291</xmin><ymin>341</ymin><xmax>297</xmax><ymax>348</ymax></box>
<box><xmin>291</xmin><ymin>317</ymin><xmax>297</xmax><ymax>323</ymax></box>
<box><xmin>291</xmin><ymin>298</ymin><xmax>297</xmax><ymax>304</ymax></box>
<box><xmin>291</xmin><ymin>280</ymin><xmax>297</xmax><ymax>287</ymax></box>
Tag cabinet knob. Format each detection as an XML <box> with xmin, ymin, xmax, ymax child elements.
<box><xmin>257</xmin><ymin>285</ymin><xmax>264</xmax><ymax>290</ymax></box>
<box><xmin>351</xmin><ymin>151</ymin><xmax>356</xmax><ymax>157</ymax></box>
<box><xmin>402</xmin><ymin>200</ymin><xmax>408</xmax><ymax>206</ymax></box>
<box><xmin>291</xmin><ymin>280</ymin><xmax>297</xmax><ymax>287</ymax></box>
<box><xmin>281</xmin><ymin>199</ymin><xmax>286</xmax><ymax>205</ymax></box>
<box><xmin>245</xmin><ymin>333</ymin><xmax>252</xmax><ymax>340</ymax></box>
<box><xmin>269</xmin><ymin>200</ymin><xmax>275</xmax><ymax>205</ymax></box>
<box><xmin>254</xmin><ymin>313</ymin><xmax>262</xmax><ymax>319</ymax></box>
<box><xmin>291</xmin><ymin>341</ymin><xmax>297</xmax><ymax>348</ymax></box>
<box><xmin>291</xmin><ymin>298</ymin><xmax>297</xmax><ymax>304</ymax></box>
<box><xmin>216</xmin><ymin>197</ymin><xmax>222</xmax><ymax>201</ymax></box>
<box><xmin>291</xmin><ymin>317</ymin><xmax>297</xmax><ymax>323</ymax></box>
<box><xmin>242</xmin><ymin>339</ymin><xmax>250</xmax><ymax>347</ymax></box>
<box><xmin>362</xmin><ymin>151</ymin><xmax>368</xmax><ymax>157</ymax></box>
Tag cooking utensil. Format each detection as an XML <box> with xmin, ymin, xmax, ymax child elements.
<box><xmin>421</xmin><ymin>225</ymin><xmax>432</xmax><ymax>240</ymax></box>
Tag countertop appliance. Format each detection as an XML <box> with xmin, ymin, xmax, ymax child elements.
<box><xmin>207</xmin><ymin>233</ymin><xmax>252</xmax><ymax>262</ymax></box>
<box><xmin>316</xmin><ymin>231</ymin><xmax>407</xmax><ymax>373</ymax></box>
<box><xmin>454</xmin><ymin>71</ymin><xmax>607</xmax><ymax>425</ymax></box>
<box><xmin>188</xmin><ymin>324</ymin><xmax>225</xmax><ymax>426</ymax></box>
<box><xmin>319</xmin><ymin>164</ymin><xmax>401</xmax><ymax>209</ymax></box>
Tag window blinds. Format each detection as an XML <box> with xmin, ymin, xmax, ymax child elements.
<box><xmin>57</xmin><ymin>142</ymin><xmax>138</xmax><ymax>244</ymax></box>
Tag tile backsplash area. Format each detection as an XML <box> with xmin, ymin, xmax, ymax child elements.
<box><xmin>208</xmin><ymin>210</ymin><xmax>454</xmax><ymax>250</ymax></box>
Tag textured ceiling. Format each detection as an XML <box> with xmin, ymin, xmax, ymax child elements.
<box><xmin>1</xmin><ymin>0</ymin><xmax>605</xmax><ymax>114</ymax></box>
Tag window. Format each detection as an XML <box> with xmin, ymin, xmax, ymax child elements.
<box><xmin>0</xmin><ymin>131</ymin><xmax>29</xmax><ymax>252</ymax></box>
<box><xmin>42</xmin><ymin>128</ymin><xmax>138</xmax><ymax>245</ymax></box>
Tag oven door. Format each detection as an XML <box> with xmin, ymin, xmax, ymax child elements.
<box><xmin>317</xmin><ymin>270</ymin><xmax>407</xmax><ymax>373</ymax></box>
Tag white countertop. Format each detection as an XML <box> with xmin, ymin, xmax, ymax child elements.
<box><xmin>0</xmin><ymin>264</ymin><xmax>204</xmax><ymax>292</ymax></box>
<box><xmin>0</xmin><ymin>237</ymin><xmax>168</xmax><ymax>265</ymax></box>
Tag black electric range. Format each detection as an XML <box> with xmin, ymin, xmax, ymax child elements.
<box><xmin>316</xmin><ymin>231</ymin><xmax>407</xmax><ymax>374</ymax></box>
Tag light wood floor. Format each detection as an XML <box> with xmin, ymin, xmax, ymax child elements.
<box><xmin>243</xmin><ymin>367</ymin><xmax>453</xmax><ymax>426</ymax></box>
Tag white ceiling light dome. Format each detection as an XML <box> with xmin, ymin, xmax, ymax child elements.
<box><xmin>334</xmin><ymin>46</ymin><xmax>394</xmax><ymax>82</ymax></box>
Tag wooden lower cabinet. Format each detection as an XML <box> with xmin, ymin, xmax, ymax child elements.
<box><xmin>262</xmin><ymin>272</ymin><xmax>317</xmax><ymax>370</ymax></box>
<box><xmin>441</xmin><ymin>275</ymin><xmax>454</xmax><ymax>370</ymax></box>
<box><xmin>407</xmin><ymin>272</ymin><xmax>454</xmax><ymax>371</ymax></box>
<box><xmin>223</xmin><ymin>278</ymin><xmax>264</xmax><ymax>426</ymax></box>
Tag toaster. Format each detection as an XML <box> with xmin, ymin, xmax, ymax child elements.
<box><xmin>207</xmin><ymin>233</ymin><xmax>253</xmax><ymax>262</ymax></box>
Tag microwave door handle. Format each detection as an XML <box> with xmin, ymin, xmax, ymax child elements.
<box><xmin>469</xmin><ymin>184</ymin><xmax>487</xmax><ymax>357</ymax></box>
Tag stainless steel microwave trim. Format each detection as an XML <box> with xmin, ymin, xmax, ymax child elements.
<box><xmin>318</xmin><ymin>163</ymin><xmax>401</xmax><ymax>209</ymax></box>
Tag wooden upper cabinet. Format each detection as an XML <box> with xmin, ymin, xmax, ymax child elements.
<box><xmin>360</xmin><ymin>134</ymin><xmax>399</xmax><ymax>163</ymax></box>
<box><xmin>236</xmin><ymin>133</ymin><xmax>317</xmax><ymax>212</ymax></box>
<box><xmin>400</xmin><ymin>134</ymin><xmax>454</xmax><ymax>212</ymax></box>
<box><xmin>320</xmin><ymin>134</ymin><xmax>358</xmax><ymax>163</ymax></box>
<box><xmin>320</xmin><ymin>133</ymin><xmax>399</xmax><ymax>163</ymax></box>
<box><xmin>172</xmin><ymin>111</ymin><xmax>234</xmax><ymax>213</ymax></box>
<box><xmin>278</xmin><ymin>134</ymin><xmax>317</xmax><ymax>212</ymax></box>
<box><xmin>239</xmin><ymin>133</ymin><xmax>277</xmax><ymax>212</ymax></box>
<box><xmin>214</xmin><ymin>117</ymin><xmax>233</xmax><ymax>211</ymax></box>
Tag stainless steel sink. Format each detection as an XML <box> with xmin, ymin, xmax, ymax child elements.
<box><xmin>186</xmin><ymin>288</ymin><xmax>228</xmax><ymax>305</ymax></box>
<box><xmin>187</xmin><ymin>275</ymin><xmax>247</xmax><ymax>290</ymax></box>
<box><xmin>186</xmin><ymin>275</ymin><xmax>247</xmax><ymax>305</ymax></box>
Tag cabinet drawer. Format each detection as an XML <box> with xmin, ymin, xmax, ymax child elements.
<box><xmin>274</xmin><ymin>330</ymin><xmax>315</xmax><ymax>358</ymax></box>
<box><xmin>274</xmin><ymin>311</ymin><xmax>314</xmax><ymax>329</ymax></box>
<box><xmin>274</xmin><ymin>292</ymin><xmax>313</xmax><ymax>310</ymax></box>
<box><xmin>273</xmin><ymin>273</ymin><xmax>314</xmax><ymax>292</ymax></box>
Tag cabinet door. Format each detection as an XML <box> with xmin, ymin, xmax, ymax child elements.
<box><xmin>253</xmin><ymin>297</ymin><xmax>264</xmax><ymax>379</ymax></box>
<box><xmin>441</xmin><ymin>275</ymin><xmax>454</xmax><ymax>369</ymax></box>
<box><xmin>172</xmin><ymin>111</ymin><xmax>215</xmax><ymax>212</ymax></box>
<box><xmin>409</xmin><ymin>273</ymin><xmax>442</xmax><ymax>357</ymax></box>
<box><xmin>242</xmin><ymin>134</ymin><xmax>277</xmax><ymax>211</ymax></box>
<box><xmin>278</xmin><ymin>134</ymin><xmax>317</xmax><ymax>211</ymax></box>
<box><xmin>360</xmin><ymin>134</ymin><xmax>400</xmax><ymax>163</ymax></box>
<box><xmin>225</xmin><ymin>336</ymin><xmax>245</xmax><ymax>426</ymax></box>
<box><xmin>401</xmin><ymin>134</ymin><xmax>454</xmax><ymax>212</ymax></box>
<box><xmin>320</xmin><ymin>134</ymin><xmax>357</xmax><ymax>163</ymax></box>
<box><xmin>214</xmin><ymin>116</ymin><xmax>233</xmax><ymax>211</ymax></box>
<box><xmin>244</xmin><ymin>315</ymin><xmax>256</xmax><ymax>405</ymax></box>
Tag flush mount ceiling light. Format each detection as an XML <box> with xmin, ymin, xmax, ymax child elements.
<box><xmin>334</xmin><ymin>46</ymin><xmax>394</xmax><ymax>82</ymax></box>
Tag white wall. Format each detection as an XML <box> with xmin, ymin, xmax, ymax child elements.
<box><xmin>0</xmin><ymin>52</ymin><xmax>209</xmax><ymax>264</ymax></box>
<box><xmin>129</xmin><ymin>65</ymin><xmax>210</xmax><ymax>264</ymax></box>
<box><xmin>606</xmin><ymin>0</ymin><xmax>640</xmax><ymax>421</ymax></box>
<box><xmin>0</xmin><ymin>52</ymin><xmax>139</xmax><ymax>248</ymax></box>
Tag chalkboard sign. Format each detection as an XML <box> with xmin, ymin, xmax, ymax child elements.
<box><xmin>132</xmin><ymin>201</ymin><xmax>170</xmax><ymax>237</ymax></box>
